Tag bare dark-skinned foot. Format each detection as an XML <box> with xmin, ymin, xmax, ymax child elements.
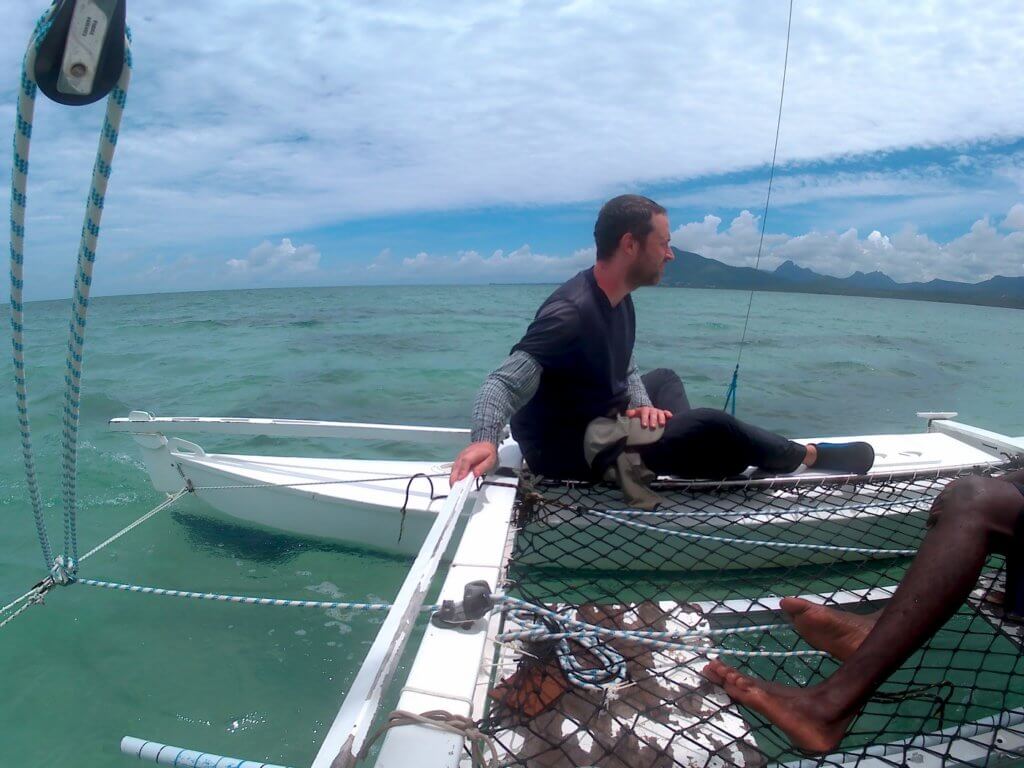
<box><xmin>702</xmin><ymin>658</ymin><xmax>855</xmax><ymax>754</ymax></box>
<box><xmin>780</xmin><ymin>597</ymin><xmax>876</xmax><ymax>661</ymax></box>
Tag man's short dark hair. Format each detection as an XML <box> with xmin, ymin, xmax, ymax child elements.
<box><xmin>593</xmin><ymin>195</ymin><xmax>667</xmax><ymax>261</ymax></box>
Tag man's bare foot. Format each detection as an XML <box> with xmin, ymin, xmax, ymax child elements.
<box><xmin>703</xmin><ymin>658</ymin><xmax>854</xmax><ymax>754</ymax></box>
<box><xmin>780</xmin><ymin>597</ymin><xmax>876</xmax><ymax>661</ymax></box>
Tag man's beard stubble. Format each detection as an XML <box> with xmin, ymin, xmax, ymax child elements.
<box><xmin>626</xmin><ymin>259</ymin><xmax>662</xmax><ymax>288</ymax></box>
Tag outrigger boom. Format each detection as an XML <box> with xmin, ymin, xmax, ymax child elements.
<box><xmin>109</xmin><ymin>411</ymin><xmax>472</xmax><ymax>446</ymax></box>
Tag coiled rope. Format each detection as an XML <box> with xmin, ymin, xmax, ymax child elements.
<box><xmin>9</xmin><ymin>2</ymin><xmax>133</xmax><ymax>580</ymax></box>
<box><xmin>499</xmin><ymin>596</ymin><xmax>827</xmax><ymax>661</ymax></box>
<box><xmin>505</xmin><ymin>604</ymin><xmax>629</xmax><ymax>690</ymax></box>
<box><xmin>358</xmin><ymin>710</ymin><xmax>499</xmax><ymax>768</ymax></box>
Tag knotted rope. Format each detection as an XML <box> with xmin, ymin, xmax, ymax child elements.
<box><xmin>358</xmin><ymin>709</ymin><xmax>499</xmax><ymax>767</ymax></box>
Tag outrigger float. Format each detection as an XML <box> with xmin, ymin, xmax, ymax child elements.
<box><xmin>109</xmin><ymin>412</ymin><xmax>1024</xmax><ymax>767</ymax></box>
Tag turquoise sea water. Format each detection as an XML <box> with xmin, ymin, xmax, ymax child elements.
<box><xmin>1</xmin><ymin>285</ymin><xmax>1022</xmax><ymax>766</ymax></box>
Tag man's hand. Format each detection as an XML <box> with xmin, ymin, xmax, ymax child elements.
<box><xmin>450</xmin><ymin>441</ymin><xmax>498</xmax><ymax>486</ymax></box>
<box><xmin>625</xmin><ymin>406</ymin><xmax>673</xmax><ymax>430</ymax></box>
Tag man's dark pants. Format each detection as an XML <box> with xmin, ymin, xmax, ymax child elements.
<box><xmin>637</xmin><ymin>368</ymin><xmax>806</xmax><ymax>478</ymax></box>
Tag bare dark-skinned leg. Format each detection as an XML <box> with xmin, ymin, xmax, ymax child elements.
<box><xmin>781</xmin><ymin>469</ymin><xmax>1024</xmax><ymax>658</ymax></box>
<box><xmin>1001</xmin><ymin>467</ymin><xmax>1024</xmax><ymax>485</ymax></box>
<box><xmin>813</xmin><ymin>476</ymin><xmax>1023</xmax><ymax>710</ymax></box>
<box><xmin>704</xmin><ymin>475</ymin><xmax>1024</xmax><ymax>753</ymax></box>
<box><xmin>779</xmin><ymin>598</ymin><xmax>880</xmax><ymax>661</ymax></box>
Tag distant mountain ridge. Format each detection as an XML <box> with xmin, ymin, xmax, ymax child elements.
<box><xmin>661</xmin><ymin>248</ymin><xmax>1024</xmax><ymax>309</ymax></box>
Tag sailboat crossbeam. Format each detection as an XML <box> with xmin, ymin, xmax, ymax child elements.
<box><xmin>109</xmin><ymin>411</ymin><xmax>471</xmax><ymax>446</ymax></box>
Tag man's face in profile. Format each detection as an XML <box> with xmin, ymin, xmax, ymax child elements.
<box><xmin>628</xmin><ymin>213</ymin><xmax>673</xmax><ymax>287</ymax></box>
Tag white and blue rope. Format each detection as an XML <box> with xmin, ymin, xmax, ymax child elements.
<box><xmin>66</xmin><ymin>577</ymin><xmax>828</xmax><ymax>661</ymax></box>
<box><xmin>503</xmin><ymin>604</ymin><xmax>628</xmax><ymax>690</ymax></box>
<box><xmin>499</xmin><ymin>596</ymin><xmax>826</xmax><ymax>661</ymax></box>
<box><xmin>9</xmin><ymin>3</ymin><xmax>132</xmax><ymax>578</ymax></box>
<box><xmin>59</xmin><ymin>28</ymin><xmax>133</xmax><ymax>569</ymax></box>
<box><xmin>583</xmin><ymin>508</ymin><xmax>918</xmax><ymax>557</ymax></box>
<box><xmin>74</xmin><ymin>578</ymin><xmax>440</xmax><ymax>613</ymax></box>
<box><xmin>591</xmin><ymin>494</ymin><xmax>935</xmax><ymax>519</ymax></box>
<box><xmin>9</xmin><ymin>3</ymin><xmax>60</xmax><ymax>571</ymax></box>
<box><xmin>0</xmin><ymin>489</ymin><xmax>186</xmax><ymax>632</ymax></box>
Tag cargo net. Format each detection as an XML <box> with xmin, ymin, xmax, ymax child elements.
<box><xmin>477</xmin><ymin>458</ymin><xmax>1024</xmax><ymax>767</ymax></box>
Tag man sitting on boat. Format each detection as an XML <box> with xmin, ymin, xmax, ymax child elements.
<box><xmin>449</xmin><ymin>194</ymin><xmax>875</xmax><ymax>486</ymax></box>
<box><xmin>703</xmin><ymin>468</ymin><xmax>1024</xmax><ymax>754</ymax></box>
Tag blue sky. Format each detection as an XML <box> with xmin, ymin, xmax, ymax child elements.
<box><xmin>3</xmin><ymin>1</ymin><xmax>1023</xmax><ymax>299</ymax></box>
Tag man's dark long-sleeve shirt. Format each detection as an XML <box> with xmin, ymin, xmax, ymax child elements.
<box><xmin>471</xmin><ymin>350</ymin><xmax>651</xmax><ymax>446</ymax></box>
<box><xmin>470</xmin><ymin>269</ymin><xmax>652</xmax><ymax>475</ymax></box>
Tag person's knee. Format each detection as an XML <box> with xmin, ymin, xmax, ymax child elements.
<box><xmin>641</xmin><ymin>368</ymin><xmax>690</xmax><ymax>413</ymax></box>
<box><xmin>643</xmin><ymin>368</ymin><xmax>681</xmax><ymax>390</ymax></box>
<box><xmin>929</xmin><ymin>475</ymin><xmax>1021</xmax><ymax>538</ymax></box>
<box><xmin>647</xmin><ymin>367</ymin><xmax>680</xmax><ymax>382</ymax></box>
<box><xmin>689</xmin><ymin>407</ymin><xmax>737</xmax><ymax>429</ymax></box>
<box><xmin>674</xmin><ymin>408</ymin><xmax>746</xmax><ymax>448</ymax></box>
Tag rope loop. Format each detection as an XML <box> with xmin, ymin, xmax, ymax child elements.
<box><xmin>358</xmin><ymin>709</ymin><xmax>499</xmax><ymax>767</ymax></box>
<box><xmin>505</xmin><ymin>604</ymin><xmax>628</xmax><ymax>690</ymax></box>
<box><xmin>49</xmin><ymin>555</ymin><xmax>77</xmax><ymax>585</ymax></box>
<box><xmin>499</xmin><ymin>596</ymin><xmax>828</xmax><ymax>660</ymax></box>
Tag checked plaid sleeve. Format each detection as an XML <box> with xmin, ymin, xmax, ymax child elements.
<box><xmin>471</xmin><ymin>350</ymin><xmax>652</xmax><ymax>446</ymax></box>
<box><xmin>627</xmin><ymin>354</ymin><xmax>652</xmax><ymax>408</ymax></box>
<box><xmin>470</xmin><ymin>350</ymin><xmax>542</xmax><ymax>446</ymax></box>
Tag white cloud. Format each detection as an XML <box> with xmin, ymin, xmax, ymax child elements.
<box><xmin>389</xmin><ymin>245</ymin><xmax>593</xmax><ymax>283</ymax></box>
<box><xmin>226</xmin><ymin>238</ymin><xmax>320</xmax><ymax>276</ymax></box>
<box><xmin>98</xmin><ymin>205</ymin><xmax>1020</xmax><ymax>292</ymax></box>
<box><xmin>673</xmin><ymin>212</ymin><xmax>788</xmax><ymax>268</ymax></box>
<box><xmin>663</xmin><ymin>166</ymin><xmax>968</xmax><ymax>212</ymax></box>
<box><xmin>673</xmin><ymin>207</ymin><xmax>1024</xmax><ymax>283</ymax></box>
<box><xmin>1004</xmin><ymin>203</ymin><xmax>1024</xmax><ymax>231</ymax></box>
<box><xmin>6</xmin><ymin>2</ymin><xmax>1024</xmax><ymax>297</ymax></box>
<box><xmin>366</xmin><ymin>248</ymin><xmax>393</xmax><ymax>272</ymax></box>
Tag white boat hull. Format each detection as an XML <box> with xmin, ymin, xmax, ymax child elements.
<box><xmin>130</xmin><ymin>433</ymin><xmax>457</xmax><ymax>555</ymax></box>
<box><xmin>120</xmin><ymin>420</ymin><xmax>1017</xmax><ymax>568</ymax></box>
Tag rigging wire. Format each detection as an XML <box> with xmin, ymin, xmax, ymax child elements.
<box><xmin>725</xmin><ymin>0</ymin><xmax>794</xmax><ymax>415</ymax></box>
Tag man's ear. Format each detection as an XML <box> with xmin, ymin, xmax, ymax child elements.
<box><xmin>618</xmin><ymin>232</ymin><xmax>637</xmax><ymax>258</ymax></box>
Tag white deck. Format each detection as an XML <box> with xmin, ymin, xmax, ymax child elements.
<box><xmin>373</xmin><ymin>442</ymin><xmax>521</xmax><ymax>767</ymax></box>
